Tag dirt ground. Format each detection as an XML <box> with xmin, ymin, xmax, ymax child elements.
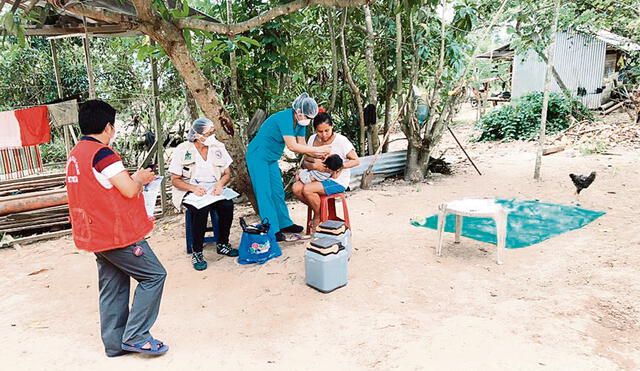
<box><xmin>1</xmin><ymin>108</ymin><xmax>639</xmax><ymax>370</ymax></box>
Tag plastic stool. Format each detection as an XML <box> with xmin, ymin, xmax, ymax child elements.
<box><xmin>185</xmin><ymin>207</ymin><xmax>219</xmax><ymax>254</ymax></box>
<box><xmin>306</xmin><ymin>193</ymin><xmax>351</xmax><ymax>235</ymax></box>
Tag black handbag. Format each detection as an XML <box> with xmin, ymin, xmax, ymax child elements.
<box><xmin>239</xmin><ymin>217</ymin><xmax>270</xmax><ymax>235</ymax></box>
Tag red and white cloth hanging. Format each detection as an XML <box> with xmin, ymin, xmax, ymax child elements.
<box><xmin>0</xmin><ymin>106</ymin><xmax>50</xmax><ymax>149</ymax></box>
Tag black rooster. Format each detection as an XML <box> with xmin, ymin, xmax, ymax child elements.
<box><xmin>570</xmin><ymin>172</ymin><xmax>596</xmax><ymax>196</ymax></box>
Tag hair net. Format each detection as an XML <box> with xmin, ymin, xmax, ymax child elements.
<box><xmin>291</xmin><ymin>93</ymin><xmax>319</xmax><ymax>118</ymax></box>
<box><xmin>187</xmin><ymin>117</ymin><xmax>214</xmax><ymax>142</ymax></box>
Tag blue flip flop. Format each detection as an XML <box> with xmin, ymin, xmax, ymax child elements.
<box><xmin>121</xmin><ymin>338</ymin><xmax>169</xmax><ymax>355</ymax></box>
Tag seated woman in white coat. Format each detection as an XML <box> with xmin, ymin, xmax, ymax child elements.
<box><xmin>169</xmin><ymin>118</ymin><xmax>236</xmax><ymax>271</ymax></box>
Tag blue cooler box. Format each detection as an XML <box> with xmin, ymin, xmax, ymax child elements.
<box><xmin>304</xmin><ymin>237</ymin><xmax>348</xmax><ymax>293</ymax></box>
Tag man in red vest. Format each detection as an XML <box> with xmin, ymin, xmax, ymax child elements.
<box><xmin>66</xmin><ymin>100</ymin><xmax>168</xmax><ymax>356</ymax></box>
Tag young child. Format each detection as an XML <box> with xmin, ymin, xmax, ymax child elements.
<box><xmin>297</xmin><ymin>154</ymin><xmax>344</xmax><ymax>184</ymax></box>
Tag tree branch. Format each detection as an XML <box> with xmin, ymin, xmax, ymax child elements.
<box><xmin>130</xmin><ymin>0</ymin><xmax>154</xmax><ymax>19</ymax></box>
<box><xmin>175</xmin><ymin>0</ymin><xmax>371</xmax><ymax>35</ymax></box>
<box><xmin>54</xmin><ymin>1</ymin><xmax>137</xmax><ymax>25</ymax></box>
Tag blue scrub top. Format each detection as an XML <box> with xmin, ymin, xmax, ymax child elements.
<box><xmin>248</xmin><ymin>108</ymin><xmax>306</xmax><ymax>162</ymax></box>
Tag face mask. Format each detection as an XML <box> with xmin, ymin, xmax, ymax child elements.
<box><xmin>298</xmin><ymin>118</ymin><xmax>311</xmax><ymax>127</ymax></box>
<box><xmin>108</xmin><ymin>125</ymin><xmax>118</xmax><ymax>147</ymax></box>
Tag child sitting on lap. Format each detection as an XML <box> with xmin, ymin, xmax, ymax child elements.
<box><xmin>297</xmin><ymin>154</ymin><xmax>343</xmax><ymax>184</ymax></box>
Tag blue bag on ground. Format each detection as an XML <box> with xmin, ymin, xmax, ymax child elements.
<box><xmin>238</xmin><ymin>217</ymin><xmax>281</xmax><ymax>265</ymax></box>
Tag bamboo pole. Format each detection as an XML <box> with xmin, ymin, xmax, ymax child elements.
<box><xmin>82</xmin><ymin>16</ymin><xmax>96</xmax><ymax>99</ymax></box>
<box><xmin>49</xmin><ymin>39</ymin><xmax>71</xmax><ymax>155</ymax></box>
<box><xmin>150</xmin><ymin>40</ymin><xmax>167</xmax><ymax>215</ymax></box>
<box><xmin>533</xmin><ymin>0</ymin><xmax>561</xmax><ymax>181</ymax></box>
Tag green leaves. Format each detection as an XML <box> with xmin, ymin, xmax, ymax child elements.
<box><xmin>169</xmin><ymin>0</ymin><xmax>191</xmax><ymax>19</ymax></box>
<box><xmin>475</xmin><ymin>92</ymin><xmax>593</xmax><ymax>142</ymax></box>
<box><xmin>1</xmin><ymin>13</ymin><xmax>26</xmax><ymax>47</ymax></box>
<box><xmin>452</xmin><ymin>3</ymin><xmax>477</xmax><ymax>35</ymax></box>
<box><xmin>136</xmin><ymin>41</ymin><xmax>166</xmax><ymax>61</ymax></box>
<box><xmin>237</xmin><ymin>35</ymin><xmax>261</xmax><ymax>47</ymax></box>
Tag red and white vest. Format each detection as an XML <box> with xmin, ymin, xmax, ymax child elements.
<box><xmin>66</xmin><ymin>140</ymin><xmax>153</xmax><ymax>252</ymax></box>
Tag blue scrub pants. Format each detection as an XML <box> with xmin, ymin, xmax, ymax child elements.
<box><xmin>246</xmin><ymin>154</ymin><xmax>295</xmax><ymax>236</ymax></box>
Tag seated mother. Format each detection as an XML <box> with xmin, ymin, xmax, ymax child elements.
<box><xmin>169</xmin><ymin>118</ymin><xmax>236</xmax><ymax>271</ymax></box>
<box><xmin>292</xmin><ymin>112</ymin><xmax>360</xmax><ymax>232</ymax></box>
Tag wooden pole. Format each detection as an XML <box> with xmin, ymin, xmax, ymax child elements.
<box><xmin>533</xmin><ymin>0</ymin><xmax>561</xmax><ymax>180</ymax></box>
<box><xmin>49</xmin><ymin>39</ymin><xmax>71</xmax><ymax>155</ymax></box>
<box><xmin>150</xmin><ymin>40</ymin><xmax>167</xmax><ymax>215</ymax></box>
<box><xmin>82</xmin><ymin>16</ymin><xmax>96</xmax><ymax>99</ymax></box>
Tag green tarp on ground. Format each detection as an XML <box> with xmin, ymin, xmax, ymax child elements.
<box><xmin>411</xmin><ymin>199</ymin><xmax>605</xmax><ymax>249</ymax></box>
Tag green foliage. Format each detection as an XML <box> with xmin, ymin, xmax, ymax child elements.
<box><xmin>1</xmin><ymin>12</ymin><xmax>26</xmax><ymax>46</ymax></box>
<box><xmin>475</xmin><ymin>92</ymin><xmax>594</xmax><ymax>142</ymax></box>
<box><xmin>39</xmin><ymin>135</ymin><xmax>67</xmax><ymax>164</ymax></box>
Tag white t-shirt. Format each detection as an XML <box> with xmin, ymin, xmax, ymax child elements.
<box><xmin>307</xmin><ymin>133</ymin><xmax>355</xmax><ymax>189</ymax></box>
<box><xmin>93</xmin><ymin>162</ymin><xmax>125</xmax><ymax>189</ymax></box>
<box><xmin>169</xmin><ymin>140</ymin><xmax>233</xmax><ymax>184</ymax></box>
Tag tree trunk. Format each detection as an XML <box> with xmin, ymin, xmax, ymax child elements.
<box><xmin>141</xmin><ymin>19</ymin><xmax>257</xmax><ymax>210</ymax></box>
<box><xmin>382</xmin><ymin>87</ymin><xmax>392</xmax><ymax>153</ymax></box>
<box><xmin>339</xmin><ymin>9</ymin><xmax>366</xmax><ymax>155</ymax></box>
<box><xmin>394</xmin><ymin>0</ymin><xmax>402</xmax><ymax>110</ymax></box>
<box><xmin>363</xmin><ymin>4</ymin><xmax>379</xmax><ymax>154</ymax></box>
<box><xmin>327</xmin><ymin>7</ymin><xmax>339</xmax><ymax>112</ymax></box>
<box><xmin>183</xmin><ymin>81</ymin><xmax>199</xmax><ymax>121</ymax></box>
<box><xmin>405</xmin><ymin>141</ymin><xmax>426</xmax><ymax>181</ymax></box>
<box><xmin>533</xmin><ymin>0</ymin><xmax>560</xmax><ymax>181</ymax></box>
<box><xmin>227</xmin><ymin>0</ymin><xmax>245</xmax><ymax>121</ymax></box>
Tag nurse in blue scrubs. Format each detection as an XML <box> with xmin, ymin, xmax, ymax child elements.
<box><xmin>246</xmin><ymin>93</ymin><xmax>331</xmax><ymax>242</ymax></box>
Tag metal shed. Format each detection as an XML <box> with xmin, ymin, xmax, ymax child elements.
<box><xmin>482</xmin><ymin>31</ymin><xmax>640</xmax><ymax>109</ymax></box>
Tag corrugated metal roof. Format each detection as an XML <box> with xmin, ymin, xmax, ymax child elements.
<box><xmin>477</xmin><ymin>44</ymin><xmax>514</xmax><ymax>60</ymax></box>
<box><xmin>349</xmin><ymin>150</ymin><xmax>407</xmax><ymax>190</ymax></box>
<box><xmin>594</xmin><ymin>30</ymin><xmax>640</xmax><ymax>52</ymax></box>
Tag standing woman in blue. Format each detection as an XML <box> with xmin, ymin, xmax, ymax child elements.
<box><xmin>247</xmin><ymin>93</ymin><xmax>331</xmax><ymax>242</ymax></box>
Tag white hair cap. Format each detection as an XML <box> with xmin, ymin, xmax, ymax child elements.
<box><xmin>291</xmin><ymin>93</ymin><xmax>318</xmax><ymax>118</ymax></box>
<box><xmin>187</xmin><ymin>117</ymin><xmax>214</xmax><ymax>142</ymax></box>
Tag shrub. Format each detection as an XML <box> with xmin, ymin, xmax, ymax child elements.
<box><xmin>475</xmin><ymin>92</ymin><xmax>593</xmax><ymax>141</ymax></box>
<box><xmin>40</xmin><ymin>138</ymin><xmax>67</xmax><ymax>164</ymax></box>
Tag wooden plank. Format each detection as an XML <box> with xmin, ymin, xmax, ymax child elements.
<box><xmin>0</xmin><ymin>220</ymin><xmax>70</xmax><ymax>234</ymax></box>
<box><xmin>0</xmin><ymin>173</ymin><xmax>65</xmax><ymax>187</ymax></box>
<box><xmin>543</xmin><ymin>146</ymin><xmax>565</xmax><ymax>156</ymax></box>
<box><xmin>3</xmin><ymin>205</ymin><xmax>68</xmax><ymax>216</ymax></box>
<box><xmin>604</xmin><ymin>101</ymin><xmax>625</xmax><ymax>115</ymax></box>
<box><xmin>0</xmin><ymin>229</ymin><xmax>72</xmax><ymax>248</ymax></box>
<box><xmin>0</xmin><ymin>189</ymin><xmax>66</xmax><ymax>202</ymax></box>
<box><xmin>0</xmin><ymin>216</ymin><xmax>69</xmax><ymax>230</ymax></box>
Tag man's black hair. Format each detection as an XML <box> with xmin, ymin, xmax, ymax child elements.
<box><xmin>313</xmin><ymin>112</ymin><xmax>333</xmax><ymax>129</ymax></box>
<box><xmin>79</xmin><ymin>100</ymin><xmax>117</xmax><ymax>135</ymax></box>
<box><xmin>323</xmin><ymin>154</ymin><xmax>343</xmax><ymax>171</ymax></box>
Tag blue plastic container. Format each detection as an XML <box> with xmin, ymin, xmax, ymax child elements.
<box><xmin>304</xmin><ymin>237</ymin><xmax>348</xmax><ymax>293</ymax></box>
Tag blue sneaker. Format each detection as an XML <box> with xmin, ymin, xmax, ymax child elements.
<box><xmin>217</xmin><ymin>243</ymin><xmax>239</xmax><ymax>257</ymax></box>
<box><xmin>191</xmin><ymin>252</ymin><xmax>207</xmax><ymax>270</ymax></box>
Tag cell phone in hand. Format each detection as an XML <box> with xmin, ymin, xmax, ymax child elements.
<box><xmin>146</xmin><ymin>163</ymin><xmax>158</xmax><ymax>172</ymax></box>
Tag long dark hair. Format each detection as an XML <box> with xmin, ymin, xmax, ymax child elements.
<box><xmin>313</xmin><ymin>112</ymin><xmax>333</xmax><ymax>130</ymax></box>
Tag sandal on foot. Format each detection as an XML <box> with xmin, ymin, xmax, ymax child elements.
<box><xmin>280</xmin><ymin>224</ymin><xmax>304</xmax><ymax>234</ymax></box>
<box><xmin>121</xmin><ymin>338</ymin><xmax>169</xmax><ymax>355</ymax></box>
<box><xmin>277</xmin><ymin>233</ymin><xmax>307</xmax><ymax>243</ymax></box>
